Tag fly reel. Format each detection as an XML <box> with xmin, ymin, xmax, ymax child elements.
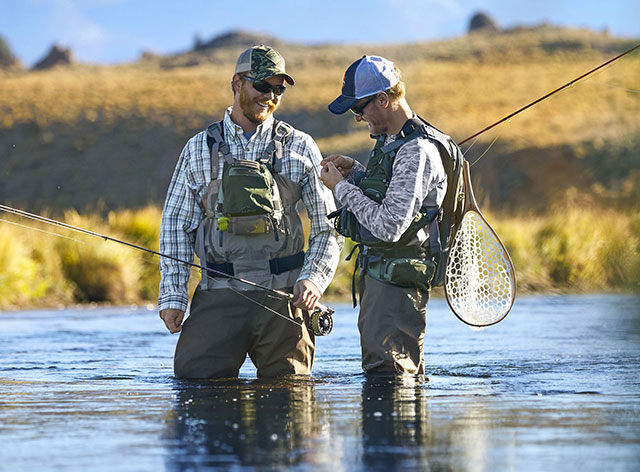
<box><xmin>307</xmin><ymin>304</ymin><xmax>334</xmax><ymax>336</ymax></box>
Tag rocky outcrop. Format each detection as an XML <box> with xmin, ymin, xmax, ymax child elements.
<box><xmin>468</xmin><ymin>12</ymin><xmax>500</xmax><ymax>33</ymax></box>
<box><xmin>33</xmin><ymin>44</ymin><xmax>74</xmax><ymax>70</ymax></box>
<box><xmin>0</xmin><ymin>35</ymin><xmax>22</xmax><ymax>69</ymax></box>
<box><xmin>193</xmin><ymin>30</ymin><xmax>282</xmax><ymax>51</ymax></box>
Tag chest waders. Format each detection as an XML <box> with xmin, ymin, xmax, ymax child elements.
<box><xmin>329</xmin><ymin>117</ymin><xmax>464</xmax><ymax>306</ymax></box>
<box><xmin>193</xmin><ymin>120</ymin><xmax>307</xmax><ymax>293</ymax></box>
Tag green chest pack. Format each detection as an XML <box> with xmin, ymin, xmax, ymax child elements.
<box><xmin>205</xmin><ymin>120</ymin><xmax>291</xmax><ymax>235</ymax></box>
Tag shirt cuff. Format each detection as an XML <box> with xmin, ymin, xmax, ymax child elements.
<box><xmin>296</xmin><ymin>271</ymin><xmax>330</xmax><ymax>295</ymax></box>
<box><xmin>158</xmin><ymin>293</ymin><xmax>190</xmax><ymax>312</ymax></box>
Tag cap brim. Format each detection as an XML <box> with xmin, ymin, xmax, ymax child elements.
<box><xmin>273</xmin><ymin>73</ymin><xmax>295</xmax><ymax>86</ymax></box>
<box><xmin>328</xmin><ymin>95</ymin><xmax>358</xmax><ymax>115</ymax></box>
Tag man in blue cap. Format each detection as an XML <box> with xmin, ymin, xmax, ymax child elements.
<box><xmin>321</xmin><ymin>55</ymin><xmax>452</xmax><ymax>376</ymax></box>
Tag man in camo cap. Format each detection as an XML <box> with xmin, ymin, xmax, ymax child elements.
<box><xmin>159</xmin><ymin>45</ymin><xmax>342</xmax><ymax>379</ymax></box>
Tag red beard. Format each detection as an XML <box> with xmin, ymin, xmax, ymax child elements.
<box><xmin>239</xmin><ymin>85</ymin><xmax>278</xmax><ymax>124</ymax></box>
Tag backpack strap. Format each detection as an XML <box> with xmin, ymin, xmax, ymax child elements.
<box><xmin>259</xmin><ymin>120</ymin><xmax>294</xmax><ymax>172</ymax></box>
<box><xmin>205</xmin><ymin>121</ymin><xmax>233</xmax><ymax>180</ymax></box>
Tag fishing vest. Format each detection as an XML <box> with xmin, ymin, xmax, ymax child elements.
<box><xmin>194</xmin><ymin>120</ymin><xmax>306</xmax><ymax>291</ymax></box>
<box><xmin>331</xmin><ymin>117</ymin><xmax>461</xmax><ymax>297</ymax></box>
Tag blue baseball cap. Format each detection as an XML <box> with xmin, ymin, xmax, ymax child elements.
<box><xmin>328</xmin><ymin>55</ymin><xmax>399</xmax><ymax>115</ymax></box>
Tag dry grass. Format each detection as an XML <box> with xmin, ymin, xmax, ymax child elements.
<box><xmin>0</xmin><ymin>204</ymin><xmax>638</xmax><ymax>310</ymax></box>
<box><xmin>1</xmin><ymin>29</ymin><xmax>637</xmax><ymax>154</ymax></box>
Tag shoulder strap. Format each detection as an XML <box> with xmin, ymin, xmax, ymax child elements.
<box><xmin>260</xmin><ymin>120</ymin><xmax>294</xmax><ymax>173</ymax></box>
<box><xmin>205</xmin><ymin>121</ymin><xmax>233</xmax><ymax>180</ymax></box>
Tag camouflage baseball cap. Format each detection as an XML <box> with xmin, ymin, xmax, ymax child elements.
<box><xmin>235</xmin><ymin>45</ymin><xmax>295</xmax><ymax>85</ymax></box>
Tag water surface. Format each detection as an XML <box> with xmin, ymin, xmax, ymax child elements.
<box><xmin>1</xmin><ymin>294</ymin><xmax>639</xmax><ymax>471</ymax></box>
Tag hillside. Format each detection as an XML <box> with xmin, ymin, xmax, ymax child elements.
<box><xmin>0</xmin><ymin>26</ymin><xmax>638</xmax><ymax>213</ymax></box>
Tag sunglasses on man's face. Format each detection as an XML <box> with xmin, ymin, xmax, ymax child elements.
<box><xmin>244</xmin><ymin>76</ymin><xmax>286</xmax><ymax>96</ymax></box>
<box><xmin>350</xmin><ymin>95</ymin><xmax>376</xmax><ymax>117</ymax></box>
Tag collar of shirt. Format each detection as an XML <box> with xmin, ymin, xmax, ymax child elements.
<box><xmin>223</xmin><ymin>107</ymin><xmax>275</xmax><ymax>144</ymax></box>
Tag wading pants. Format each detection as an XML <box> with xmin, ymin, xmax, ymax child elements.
<box><xmin>358</xmin><ymin>274</ymin><xmax>429</xmax><ymax>375</ymax></box>
<box><xmin>174</xmin><ymin>286</ymin><xmax>314</xmax><ymax>379</ymax></box>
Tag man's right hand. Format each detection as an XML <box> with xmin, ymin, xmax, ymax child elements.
<box><xmin>321</xmin><ymin>154</ymin><xmax>354</xmax><ymax>177</ymax></box>
<box><xmin>159</xmin><ymin>309</ymin><xmax>185</xmax><ymax>334</ymax></box>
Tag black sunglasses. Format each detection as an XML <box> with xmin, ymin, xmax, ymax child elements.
<box><xmin>350</xmin><ymin>95</ymin><xmax>376</xmax><ymax>116</ymax></box>
<box><xmin>244</xmin><ymin>76</ymin><xmax>286</xmax><ymax>96</ymax></box>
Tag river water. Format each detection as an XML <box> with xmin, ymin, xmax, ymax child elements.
<box><xmin>1</xmin><ymin>294</ymin><xmax>639</xmax><ymax>471</ymax></box>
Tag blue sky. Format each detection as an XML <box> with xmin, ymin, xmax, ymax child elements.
<box><xmin>2</xmin><ymin>0</ymin><xmax>639</xmax><ymax>66</ymax></box>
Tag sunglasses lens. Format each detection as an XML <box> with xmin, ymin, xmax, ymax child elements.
<box><xmin>350</xmin><ymin>96</ymin><xmax>373</xmax><ymax>116</ymax></box>
<box><xmin>252</xmin><ymin>80</ymin><xmax>271</xmax><ymax>94</ymax></box>
<box><xmin>248</xmin><ymin>78</ymin><xmax>286</xmax><ymax>96</ymax></box>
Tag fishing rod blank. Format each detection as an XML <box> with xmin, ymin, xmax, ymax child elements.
<box><xmin>0</xmin><ymin>204</ymin><xmax>334</xmax><ymax>336</ymax></box>
<box><xmin>459</xmin><ymin>42</ymin><xmax>640</xmax><ymax>146</ymax></box>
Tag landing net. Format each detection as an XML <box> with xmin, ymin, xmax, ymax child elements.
<box><xmin>445</xmin><ymin>211</ymin><xmax>516</xmax><ymax>327</ymax></box>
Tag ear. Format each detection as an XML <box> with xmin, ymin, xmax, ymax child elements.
<box><xmin>377</xmin><ymin>92</ymin><xmax>390</xmax><ymax>109</ymax></box>
<box><xmin>232</xmin><ymin>74</ymin><xmax>244</xmax><ymax>95</ymax></box>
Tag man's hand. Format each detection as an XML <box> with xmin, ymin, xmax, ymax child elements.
<box><xmin>159</xmin><ymin>308</ymin><xmax>185</xmax><ymax>334</ymax></box>
<box><xmin>321</xmin><ymin>154</ymin><xmax>354</xmax><ymax>177</ymax></box>
<box><xmin>292</xmin><ymin>279</ymin><xmax>320</xmax><ymax>311</ymax></box>
<box><xmin>320</xmin><ymin>161</ymin><xmax>346</xmax><ymax>191</ymax></box>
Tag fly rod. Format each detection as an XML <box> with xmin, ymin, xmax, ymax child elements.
<box><xmin>0</xmin><ymin>204</ymin><xmax>334</xmax><ymax>336</ymax></box>
<box><xmin>459</xmin><ymin>42</ymin><xmax>640</xmax><ymax>146</ymax></box>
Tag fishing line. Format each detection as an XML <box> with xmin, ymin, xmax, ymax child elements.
<box><xmin>0</xmin><ymin>204</ymin><xmax>288</xmax><ymax>299</ymax></box>
<box><xmin>0</xmin><ymin>218</ymin><xmax>92</xmax><ymax>246</ymax></box>
<box><xmin>469</xmin><ymin>129</ymin><xmax>503</xmax><ymax>167</ymax></box>
<box><xmin>588</xmin><ymin>81</ymin><xmax>640</xmax><ymax>93</ymax></box>
<box><xmin>3</xmin><ymin>212</ymin><xmax>304</xmax><ymax>328</ymax></box>
<box><xmin>0</xmin><ymin>204</ymin><xmax>333</xmax><ymax>333</ymax></box>
<box><xmin>459</xmin><ymin>42</ymin><xmax>640</xmax><ymax>148</ymax></box>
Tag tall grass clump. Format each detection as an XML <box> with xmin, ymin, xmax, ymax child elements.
<box><xmin>107</xmin><ymin>206</ymin><xmax>162</xmax><ymax>299</ymax></box>
<box><xmin>497</xmin><ymin>205</ymin><xmax>640</xmax><ymax>292</ymax></box>
<box><xmin>0</xmin><ymin>228</ymin><xmax>42</xmax><ymax>308</ymax></box>
<box><xmin>54</xmin><ymin>210</ymin><xmax>143</xmax><ymax>303</ymax></box>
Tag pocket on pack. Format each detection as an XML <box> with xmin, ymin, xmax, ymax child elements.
<box><xmin>382</xmin><ymin>257</ymin><xmax>436</xmax><ymax>291</ymax></box>
<box><xmin>227</xmin><ymin>215</ymin><xmax>274</xmax><ymax>235</ymax></box>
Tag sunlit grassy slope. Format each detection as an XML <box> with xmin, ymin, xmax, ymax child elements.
<box><xmin>1</xmin><ymin>27</ymin><xmax>637</xmax><ymax>212</ymax></box>
<box><xmin>1</xmin><ymin>28</ymin><xmax>637</xmax><ymax>144</ymax></box>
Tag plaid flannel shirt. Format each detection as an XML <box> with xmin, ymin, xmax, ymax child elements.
<box><xmin>159</xmin><ymin>108</ymin><xmax>343</xmax><ymax>312</ymax></box>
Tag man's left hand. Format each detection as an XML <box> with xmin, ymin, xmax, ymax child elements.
<box><xmin>320</xmin><ymin>161</ymin><xmax>344</xmax><ymax>191</ymax></box>
<box><xmin>292</xmin><ymin>279</ymin><xmax>320</xmax><ymax>311</ymax></box>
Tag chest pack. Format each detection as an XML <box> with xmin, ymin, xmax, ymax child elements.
<box><xmin>331</xmin><ymin>117</ymin><xmax>464</xmax><ymax>295</ymax></box>
<box><xmin>193</xmin><ymin>119</ymin><xmax>307</xmax><ymax>291</ymax></box>
<box><xmin>204</xmin><ymin>120</ymin><xmax>292</xmax><ymax>235</ymax></box>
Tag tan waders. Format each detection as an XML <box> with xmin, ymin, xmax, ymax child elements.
<box><xmin>358</xmin><ymin>274</ymin><xmax>429</xmax><ymax>375</ymax></box>
<box><xmin>174</xmin><ymin>287</ymin><xmax>314</xmax><ymax>379</ymax></box>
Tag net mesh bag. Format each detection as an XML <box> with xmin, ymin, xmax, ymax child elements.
<box><xmin>445</xmin><ymin>211</ymin><xmax>515</xmax><ymax>326</ymax></box>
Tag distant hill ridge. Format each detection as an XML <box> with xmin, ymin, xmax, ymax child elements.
<box><xmin>193</xmin><ymin>30</ymin><xmax>284</xmax><ymax>51</ymax></box>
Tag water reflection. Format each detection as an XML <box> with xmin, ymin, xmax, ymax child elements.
<box><xmin>164</xmin><ymin>377</ymin><xmax>324</xmax><ymax>470</ymax></box>
<box><xmin>361</xmin><ymin>375</ymin><xmax>436</xmax><ymax>470</ymax></box>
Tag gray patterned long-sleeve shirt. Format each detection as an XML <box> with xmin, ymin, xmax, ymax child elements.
<box><xmin>159</xmin><ymin>108</ymin><xmax>343</xmax><ymax>312</ymax></box>
<box><xmin>333</xmin><ymin>134</ymin><xmax>447</xmax><ymax>243</ymax></box>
